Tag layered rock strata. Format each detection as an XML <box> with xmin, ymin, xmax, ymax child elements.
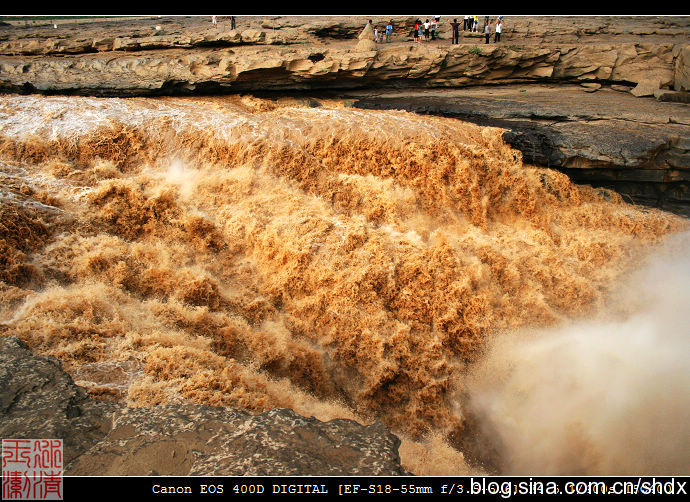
<box><xmin>0</xmin><ymin>16</ymin><xmax>688</xmax><ymax>95</ymax></box>
<box><xmin>1</xmin><ymin>16</ymin><xmax>688</xmax><ymax>55</ymax></box>
<box><xmin>1</xmin><ymin>42</ymin><xmax>687</xmax><ymax>96</ymax></box>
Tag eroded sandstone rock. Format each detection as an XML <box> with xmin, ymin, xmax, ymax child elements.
<box><xmin>631</xmin><ymin>76</ymin><xmax>664</xmax><ymax>96</ymax></box>
<box><xmin>0</xmin><ymin>43</ymin><xmax>685</xmax><ymax>96</ymax></box>
<box><xmin>674</xmin><ymin>46</ymin><xmax>690</xmax><ymax>92</ymax></box>
<box><xmin>0</xmin><ymin>16</ymin><xmax>687</xmax><ymax>95</ymax></box>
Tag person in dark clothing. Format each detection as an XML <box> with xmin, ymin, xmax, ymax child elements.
<box><xmin>230</xmin><ymin>16</ymin><xmax>236</xmax><ymax>30</ymax></box>
<box><xmin>450</xmin><ymin>18</ymin><xmax>460</xmax><ymax>44</ymax></box>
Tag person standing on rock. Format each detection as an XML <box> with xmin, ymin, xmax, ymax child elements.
<box><xmin>418</xmin><ymin>21</ymin><xmax>424</xmax><ymax>43</ymax></box>
<box><xmin>424</xmin><ymin>19</ymin><xmax>430</xmax><ymax>41</ymax></box>
<box><xmin>450</xmin><ymin>18</ymin><xmax>460</xmax><ymax>44</ymax></box>
<box><xmin>484</xmin><ymin>20</ymin><xmax>491</xmax><ymax>44</ymax></box>
<box><xmin>431</xmin><ymin>17</ymin><xmax>437</xmax><ymax>40</ymax></box>
<box><xmin>230</xmin><ymin>16</ymin><xmax>236</xmax><ymax>30</ymax></box>
<box><xmin>495</xmin><ymin>18</ymin><xmax>502</xmax><ymax>43</ymax></box>
<box><xmin>386</xmin><ymin>21</ymin><xmax>393</xmax><ymax>42</ymax></box>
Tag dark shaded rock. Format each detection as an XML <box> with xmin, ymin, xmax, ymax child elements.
<box><xmin>0</xmin><ymin>336</ymin><xmax>408</xmax><ymax>476</ymax></box>
<box><xmin>67</xmin><ymin>405</ymin><xmax>408</xmax><ymax>476</ymax></box>
<box><xmin>0</xmin><ymin>336</ymin><xmax>118</xmax><ymax>464</ymax></box>
<box><xmin>501</xmin><ymin>125</ymin><xmax>566</xmax><ymax>167</ymax></box>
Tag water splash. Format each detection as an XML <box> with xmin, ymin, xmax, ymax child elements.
<box><xmin>465</xmin><ymin>231</ymin><xmax>690</xmax><ymax>475</ymax></box>
<box><xmin>0</xmin><ymin>94</ymin><xmax>687</xmax><ymax>475</ymax></box>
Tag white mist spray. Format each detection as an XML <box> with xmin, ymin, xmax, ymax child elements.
<box><xmin>164</xmin><ymin>158</ymin><xmax>199</xmax><ymax>200</ymax></box>
<box><xmin>466</xmin><ymin>231</ymin><xmax>690</xmax><ymax>475</ymax></box>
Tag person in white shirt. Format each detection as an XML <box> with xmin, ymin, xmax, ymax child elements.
<box><xmin>495</xmin><ymin>19</ymin><xmax>503</xmax><ymax>42</ymax></box>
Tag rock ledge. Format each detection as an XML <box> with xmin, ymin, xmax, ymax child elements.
<box><xmin>0</xmin><ymin>336</ymin><xmax>407</xmax><ymax>476</ymax></box>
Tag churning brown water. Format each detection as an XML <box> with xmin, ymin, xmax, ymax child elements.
<box><xmin>0</xmin><ymin>94</ymin><xmax>688</xmax><ymax>475</ymax></box>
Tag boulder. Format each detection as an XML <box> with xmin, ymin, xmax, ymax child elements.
<box><xmin>359</xmin><ymin>22</ymin><xmax>376</xmax><ymax>41</ymax></box>
<box><xmin>92</xmin><ymin>38</ymin><xmax>115</xmax><ymax>51</ymax></box>
<box><xmin>654</xmin><ymin>88</ymin><xmax>690</xmax><ymax>103</ymax></box>
<box><xmin>241</xmin><ymin>29</ymin><xmax>266</xmax><ymax>44</ymax></box>
<box><xmin>674</xmin><ymin>45</ymin><xmax>690</xmax><ymax>92</ymax></box>
<box><xmin>581</xmin><ymin>82</ymin><xmax>602</xmax><ymax>92</ymax></box>
<box><xmin>630</xmin><ymin>76</ymin><xmax>664</xmax><ymax>96</ymax></box>
<box><xmin>355</xmin><ymin>39</ymin><xmax>377</xmax><ymax>52</ymax></box>
<box><xmin>215</xmin><ymin>30</ymin><xmax>242</xmax><ymax>44</ymax></box>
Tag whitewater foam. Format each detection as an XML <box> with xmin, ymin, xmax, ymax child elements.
<box><xmin>0</xmin><ymin>93</ymin><xmax>687</xmax><ymax>475</ymax></box>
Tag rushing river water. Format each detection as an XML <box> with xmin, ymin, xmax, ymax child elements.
<box><xmin>0</xmin><ymin>93</ymin><xmax>688</xmax><ymax>475</ymax></box>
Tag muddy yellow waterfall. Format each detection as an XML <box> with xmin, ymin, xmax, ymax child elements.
<box><xmin>1</xmin><ymin>94</ymin><xmax>688</xmax><ymax>475</ymax></box>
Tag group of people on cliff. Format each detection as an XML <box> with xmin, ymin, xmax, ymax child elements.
<box><xmin>370</xmin><ymin>16</ymin><xmax>504</xmax><ymax>45</ymax></box>
<box><xmin>450</xmin><ymin>16</ymin><xmax>503</xmax><ymax>44</ymax></box>
<box><xmin>411</xmin><ymin>17</ymin><xmax>441</xmax><ymax>43</ymax></box>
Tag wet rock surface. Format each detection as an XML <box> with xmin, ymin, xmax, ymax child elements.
<box><xmin>0</xmin><ymin>336</ymin><xmax>117</xmax><ymax>464</ymax></box>
<box><xmin>67</xmin><ymin>405</ymin><xmax>408</xmax><ymax>476</ymax></box>
<box><xmin>0</xmin><ymin>336</ymin><xmax>408</xmax><ymax>476</ymax></box>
